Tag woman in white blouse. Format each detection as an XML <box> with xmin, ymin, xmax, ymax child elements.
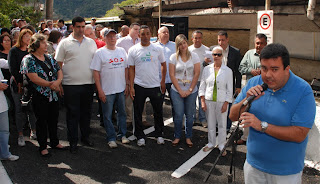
<box><xmin>169</xmin><ymin>34</ymin><xmax>200</xmax><ymax>147</ymax></box>
<box><xmin>199</xmin><ymin>46</ymin><xmax>233</xmax><ymax>156</ymax></box>
<box><xmin>0</xmin><ymin>59</ymin><xmax>19</xmax><ymax>161</ymax></box>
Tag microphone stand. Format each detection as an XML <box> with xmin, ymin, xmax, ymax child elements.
<box><xmin>203</xmin><ymin>104</ymin><xmax>251</xmax><ymax>183</ymax></box>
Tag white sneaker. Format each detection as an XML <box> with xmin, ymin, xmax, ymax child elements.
<box><xmin>108</xmin><ymin>141</ymin><xmax>117</xmax><ymax>148</ymax></box>
<box><xmin>137</xmin><ymin>138</ymin><xmax>145</xmax><ymax>147</ymax></box>
<box><xmin>30</xmin><ymin>131</ymin><xmax>37</xmax><ymax>140</ymax></box>
<box><xmin>157</xmin><ymin>137</ymin><xmax>165</xmax><ymax>145</ymax></box>
<box><xmin>18</xmin><ymin>135</ymin><xmax>26</xmax><ymax>147</ymax></box>
<box><xmin>1</xmin><ymin>155</ymin><xmax>19</xmax><ymax>161</ymax></box>
<box><xmin>121</xmin><ymin>136</ymin><xmax>130</xmax><ymax>144</ymax></box>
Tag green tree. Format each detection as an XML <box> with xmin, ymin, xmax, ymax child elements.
<box><xmin>0</xmin><ymin>0</ymin><xmax>42</xmax><ymax>28</ymax></box>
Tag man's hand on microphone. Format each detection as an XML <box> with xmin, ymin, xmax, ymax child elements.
<box><xmin>239</xmin><ymin>112</ymin><xmax>262</xmax><ymax>131</ymax></box>
<box><xmin>246</xmin><ymin>85</ymin><xmax>265</xmax><ymax>101</ymax></box>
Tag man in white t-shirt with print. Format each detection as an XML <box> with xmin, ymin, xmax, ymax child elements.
<box><xmin>188</xmin><ymin>30</ymin><xmax>210</xmax><ymax>128</ymax></box>
<box><xmin>90</xmin><ymin>29</ymin><xmax>130</xmax><ymax>149</ymax></box>
<box><xmin>116</xmin><ymin>23</ymin><xmax>150</xmax><ymax>128</ymax></box>
<box><xmin>128</xmin><ymin>25</ymin><xmax>167</xmax><ymax>146</ymax></box>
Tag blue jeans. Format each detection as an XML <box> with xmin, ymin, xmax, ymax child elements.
<box><xmin>194</xmin><ymin>82</ymin><xmax>206</xmax><ymax>123</ymax></box>
<box><xmin>0</xmin><ymin>111</ymin><xmax>11</xmax><ymax>159</ymax></box>
<box><xmin>101</xmin><ymin>92</ymin><xmax>126</xmax><ymax>142</ymax></box>
<box><xmin>171</xmin><ymin>89</ymin><xmax>197</xmax><ymax>139</ymax></box>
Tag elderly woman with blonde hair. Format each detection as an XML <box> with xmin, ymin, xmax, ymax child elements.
<box><xmin>20</xmin><ymin>34</ymin><xmax>65</xmax><ymax>157</ymax></box>
<box><xmin>169</xmin><ymin>34</ymin><xmax>200</xmax><ymax>147</ymax></box>
<box><xmin>199</xmin><ymin>46</ymin><xmax>233</xmax><ymax>156</ymax></box>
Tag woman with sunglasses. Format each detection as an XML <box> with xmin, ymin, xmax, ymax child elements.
<box><xmin>199</xmin><ymin>46</ymin><xmax>233</xmax><ymax>156</ymax></box>
<box><xmin>169</xmin><ymin>34</ymin><xmax>200</xmax><ymax>148</ymax></box>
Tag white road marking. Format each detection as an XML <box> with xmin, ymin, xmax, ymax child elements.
<box><xmin>128</xmin><ymin>118</ymin><xmax>173</xmax><ymax>141</ymax></box>
<box><xmin>171</xmin><ymin>147</ymin><xmax>213</xmax><ymax>178</ymax></box>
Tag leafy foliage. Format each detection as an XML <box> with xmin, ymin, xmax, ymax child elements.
<box><xmin>0</xmin><ymin>0</ymin><xmax>42</xmax><ymax>28</ymax></box>
<box><xmin>105</xmin><ymin>0</ymin><xmax>146</xmax><ymax>17</ymax></box>
<box><xmin>39</xmin><ymin>0</ymin><xmax>124</xmax><ymax>20</ymax></box>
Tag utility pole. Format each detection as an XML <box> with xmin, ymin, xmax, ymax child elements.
<box><xmin>159</xmin><ymin>0</ymin><xmax>162</xmax><ymax>29</ymax></box>
<box><xmin>265</xmin><ymin>0</ymin><xmax>271</xmax><ymax>10</ymax></box>
<box><xmin>46</xmin><ymin>0</ymin><xmax>54</xmax><ymax>20</ymax></box>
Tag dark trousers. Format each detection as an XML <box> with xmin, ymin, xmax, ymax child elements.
<box><xmin>133</xmin><ymin>84</ymin><xmax>164</xmax><ymax>139</ymax></box>
<box><xmin>165</xmin><ymin>83</ymin><xmax>175</xmax><ymax>117</ymax></box>
<box><xmin>63</xmin><ymin>84</ymin><xmax>94</xmax><ymax>146</ymax></box>
<box><xmin>32</xmin><ymin>92</ymin><xmax>59</xmax><ymax>152</ymax></box>
<box><xmin>227</xmin><ymin>103</ymin><xmax>232</xmax><ymax>131</ymax></box>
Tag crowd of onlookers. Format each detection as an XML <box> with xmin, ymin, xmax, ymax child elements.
<box><xmin>1</xmin><ymin>14</ymin><xmax>316</xmax><ymax>184</ymax></box>
<box><xmin>0</xmin><ymin>16</ymin><xmax>266</xmax><ymax>160</ymax></box>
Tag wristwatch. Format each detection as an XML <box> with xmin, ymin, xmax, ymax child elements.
<box><xmin>189</xmin><ymin>88</ymin><xmax>193</xmax><ymax>92</ymax></box>
<box><xmin>260</xmin><ymin>121</ymin><xmax>268</xmax><ymax>133</ymax></box>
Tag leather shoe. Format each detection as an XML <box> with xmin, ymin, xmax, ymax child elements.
<box><xmin>142</xmin><ymin>121</ymin><xmax>152</xmax><ymax>127</ymax></box>
<box><xmin>69</xmin><ymin>145</ymin><xmax>78</xmax><ymax>154</ymax></box>
<box><xmin>81</xmin><ymin>138</ymin><xmax>94</xmax><ymax>147</ymax></box>
<box><xmin>236</xmin><ymin>139</ymin><xmax>246</xmax><ymax>145</ymax></box>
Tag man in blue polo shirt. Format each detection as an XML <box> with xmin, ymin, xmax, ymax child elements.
<box><xmin>229</xmin><ymin>43</ymin><xmax>316</xmax><ymax>183</ymax></box>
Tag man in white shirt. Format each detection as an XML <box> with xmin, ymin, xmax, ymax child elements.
<box><xmin>116</xmin><ymin>25</ymin><xmax>129</xmax><ymax>40</ymax></box>
<box><xmin>128</xmin><ymin>25</ymin><xmax>167</xmax><ymax>146</ymax></box>
<box><xmin>189</xmin><ymin>30</ymin><xmax>210</xmax><ymax>128</ymax></box>
<box><xmin>117</xmin><ymin>23</ymin><xmax>149</xmax><ymax>127</ymax></box>
<box><xmin>154</xmin><ymin>26</ymin><xmax>175</xmax><ymax>116</ymax></box>
<box><xmin>55</xmin><ymin>16</ymin><xmax>97</xmax><ymax>153</ymax></box>
<box><xmin>46</xmin><ymin>20</ymin><xmax>57</xmax><ymax>33</ymax></box>
<box><xmin>90</xmin><ymin>29</ymin><xmax>130</xmax><ymax>148</ymax></box>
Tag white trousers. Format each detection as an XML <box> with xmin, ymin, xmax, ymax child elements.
<box><xmin>205</xmin><ymin>100</ymin><xmax>228</xmax><ymax>150</ymax></box>
<box><xmin>244</xmin><ymin>160</ymin><xmax>302</xmax><ymax>184</ymax></box>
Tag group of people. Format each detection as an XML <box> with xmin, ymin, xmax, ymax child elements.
<box><xmin>0</xmin><ymin>15</ymin><xmax>316</xmax><ymax>184</ymax></box>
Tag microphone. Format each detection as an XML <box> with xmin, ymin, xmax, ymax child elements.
<box><xmin>242</xmin><ymin>83</ymin><xmax>268</xmax><ymax>106</ymax></box>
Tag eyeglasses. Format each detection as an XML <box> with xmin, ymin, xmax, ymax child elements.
<box><xmin>212</xmin><ymin>53</ymin><xmax>222</xmax><ymax>57</ymax></box>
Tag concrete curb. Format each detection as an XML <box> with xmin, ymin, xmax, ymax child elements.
<box><xmin>0</xmin><ymin>161</ymin><xmax>12</xmax><ymax>184</ymax></box>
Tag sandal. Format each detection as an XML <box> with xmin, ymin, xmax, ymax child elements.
<box><xmin>40</xmin><ymin>149</ymin><xmax>51</xmax><ymax>157</ymax></box>
<box><xmin>172</xmin><ymin>139</ymin><xmax>180</xmax><ymax>147</ymax></box>
<box><xmin>186</xmin><ymin>139</ymin><xmax>193</xmax><ymax>148</ymax></box>
<box><xmin>52</xmin><ymin>144</ymin><xmax>67</xmax><ymax>150</ymax></box>
<box><xmin>203</xmin><ymin>146</ymin><xmax>214</xmax><ymax>152</ymax></box>
<box><xmin>221</xmin><ymin>150</ymin><xmax>227</xmax><ymax>157</ymax></box>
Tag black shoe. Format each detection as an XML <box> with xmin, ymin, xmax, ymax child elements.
<box><xmin>81</xmin><ymin>138</ymin><xmax>94</xmax><ymax>147</ymax></box>
<box><xmin>69</xmin><ymin>145</ymin><xmax>78</xmax><ymax>154</ymax></box>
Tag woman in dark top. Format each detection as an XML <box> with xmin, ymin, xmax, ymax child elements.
<box><xmin>0</xmin><ymin>33</ymin><xmax>14</xmax><ymax>123</ymax></box>
<box><xmin>8</xmin><ymin>29</ymin><xmax>37</xmax><ymax>147</ymax></box>
<box><xmin>20</xmin><ymin>34</ymin><xmax>65</xmax><ymax>157</ymax></box>
<box><xmin>47</xmin><ymin>30</ymin><xmax>62</xmax><ymax>58</ymax></box>
<box><xmin>0</xmin><ymin>33</ymin><xmax>12</xmax><ymax>80</ymax></box>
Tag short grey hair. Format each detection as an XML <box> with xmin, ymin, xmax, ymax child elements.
<box><xmin>158</xmin><ymin>26</ymin><xmax>168</xmax><ymax>34</ymax></box>
<box><xmin>85</xmin><ymin>25</ymin><xmax>94</xmax><ymax>31</ymax></box>
<box><xmin>211</xmin><ymin>46</ymin><xmax>223</xmax><ymax>53</ymax></box>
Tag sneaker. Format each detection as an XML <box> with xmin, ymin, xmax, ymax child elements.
<box><xmin>1</xmin><ymin>155</ymin><xmax>19</xmax><ymax>161</ymax></box>
<box><xmin>121</xmin><ymin>136</ymin><xmax>130</xmax><ymax>144</ymax></box>
<box><xmin>157</xmin><ymin>137</ymin><xmax>165</xmax><ymax>145</ymax></box>
<box><xmin>30</xmin><ymin>131</ymin><xmax>37</xmax><ymax>140</ymax></box>
<box><xmin>137</xmin><ymin>138</ymin><xmax>145</xmax><ymax>147</ymax></box>
<box><xmin>201</xmin><ymin>121</ymin><xmax>208</xmax><ymax>128</ymax></box>
<box><xmin>18</xmin><ymin>135</ymin><xmax>26</xmax><ymax>147</ymax></box>
<box><xmin>108</xmin><ymin>141</ymin><xmax>118</xmax><ymax>148</ymax></box>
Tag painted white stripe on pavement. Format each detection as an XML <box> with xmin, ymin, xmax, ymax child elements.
<box><xmin>171</xmin><ymin>147</ymin><xmax>213</xmax><ymax>178</ymax></box>
<box><xmin>128</xmin><ymin>118</ymin><xmax>173</xmax><ymax>141</ymax></box>
<box><xmin>0</xmin><ymin>161</ymin><xmax>12</xmax><ymax>184</ymax></box>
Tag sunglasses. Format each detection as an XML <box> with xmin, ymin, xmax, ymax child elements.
<box><xmin>212</xmin><ymin>53</ymin><xmax>222</xmax><ymax>56</ymax></box>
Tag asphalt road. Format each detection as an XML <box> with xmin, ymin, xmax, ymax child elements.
<box><xmin>3</xmin><ymin>99</ymin><xmax>320</xmax><ymax>184</ymax></box>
